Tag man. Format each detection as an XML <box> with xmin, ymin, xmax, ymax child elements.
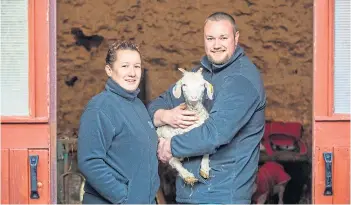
<box><xmin>148</xmin><ymin>12</ymin><xmax>266</xmax><ymax>204</ymax></box>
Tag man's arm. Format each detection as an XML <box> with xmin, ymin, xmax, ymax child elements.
<box><xmin>147</xmin><ymin>86</ymin><xmax>176</xmax><ymax>126</ymax></box>
<box><xmin>77</xmin><ymin>109</ymin><xmax>127</xmax><ymax>204</ymax></box>
<box><xmin>171</xmin><ymin>75</ymin><xmax>263</xmax><ymax>158</ymax></box>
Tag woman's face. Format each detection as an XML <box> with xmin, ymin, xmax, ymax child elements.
<box><xmin>105</xmin><ymin>49</ymin><xmax>142</xmax><ymax>92</ymax></box>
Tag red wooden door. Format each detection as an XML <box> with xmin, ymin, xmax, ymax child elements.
<box><xmin>1</xmin><ymin>0</ymin><xmax>56</xmax><ymax>204</ymax></box>
<box><xmin>313</xmin><ymin>0</ymin><xmax>350</xmax><ymax>204</ymax></box>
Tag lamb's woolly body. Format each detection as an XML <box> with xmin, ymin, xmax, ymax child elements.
<box><xmin>156</xmin><ymin>103</ymin><xmax>209</xmax><ymax>138</ymax></box>
<box><xmin>156</xmin><ymin>68</ymin><xmax>213</xmax><ymax>185</ymax></box>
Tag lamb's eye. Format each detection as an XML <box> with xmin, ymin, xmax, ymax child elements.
<box><xmin>182</xmin><ymin>84</ymin><xmax>187</xmax><ymax>88</ymax></box>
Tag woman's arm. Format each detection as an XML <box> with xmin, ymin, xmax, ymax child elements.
<box><xmin>77</xmin><ymin>108</ymin><xmax>127</xmax><ymax>204</ymax></box>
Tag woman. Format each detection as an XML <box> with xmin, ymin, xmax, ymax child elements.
<box><xmin>77</xmin><ymin>41</ymin><xmax>160</xmax><ymax>204</ymax></box>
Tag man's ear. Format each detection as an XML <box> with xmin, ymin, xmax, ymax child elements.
<box><xmin>105</xmin><ymin>65</ymin><xmax>112</xmax><ymax>77</ymax></box>
<box><xmin>234</xmin><ymin>31</ymin><xmax>240</xmax><ymax>45</ymax></box>
<box><xmin>172</xmin><ymin>80</ymin><xmax>182</xmax><ymax>99</ymax></box>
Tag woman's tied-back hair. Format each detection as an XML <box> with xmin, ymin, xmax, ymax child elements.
<box><xmin>105</xmin><ymin>40</ymin><xmax>140</xmax><ymax>66</ymax></box>
<box><xmin>205</xmin><ymin>12</ymin><xmax>238</xmax><ymax>33</ymax></box>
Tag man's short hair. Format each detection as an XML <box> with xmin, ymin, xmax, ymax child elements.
<box><xmin>205</xmin><ymin>12</ymin><xmax>238</xmax><ymax>32</ymax></box>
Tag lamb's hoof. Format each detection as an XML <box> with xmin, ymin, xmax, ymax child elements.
<box><xmin>184</xmin><ymin>176</ymin><xmax>198</xmax><ymax>185</ymax></box>
<box><xmin>200</xmin><ymin>169</ymin><xmax>210</xmax><ymax>179</ymax></box>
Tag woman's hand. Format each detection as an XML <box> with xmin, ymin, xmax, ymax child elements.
<box><xmin>157</xmin><ymin>138</ymin><xmax>172</xmax><ymax>163</ymax></box>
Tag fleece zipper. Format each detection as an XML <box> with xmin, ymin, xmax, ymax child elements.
<box><xmin>131</xmin><ymin>101</ymin><xmax>153</xmax><ymax>203</ymax></box>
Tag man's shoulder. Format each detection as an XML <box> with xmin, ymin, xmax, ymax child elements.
<box><xmin>226</xmin><ymin>57</ymin><xmax>266</xmax><ymax>97</ymax></box>
<box><xmin>227</xmin><ymin>57</ymin><xmax>261</xmax><ymax>83</ymax></box>
<box><xmin>236</xmin><ymin>55</ymin><xmax>260</xmax><ymax>74</ymax></box>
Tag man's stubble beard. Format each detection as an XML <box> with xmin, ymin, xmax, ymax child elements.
<box><xmin>208</xmin><ymin>54</ymin><xmax>231</xmax><ymax>65</ymax></box>
<box><xmin>207</xmin><ymin>42</ymin><xmax>237</xmax><ymax>65</ymax></box>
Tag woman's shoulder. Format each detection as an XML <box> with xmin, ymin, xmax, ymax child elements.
<box><xmin>84</xmin><ymin>92</ymin><xmax>123</xmax><ymax>113</ymax></box>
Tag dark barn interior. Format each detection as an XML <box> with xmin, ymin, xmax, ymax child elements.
<box><xmin>56</xmin><ymin>0</ymin><xmax>313</xmax><ymax>203</ymax></box>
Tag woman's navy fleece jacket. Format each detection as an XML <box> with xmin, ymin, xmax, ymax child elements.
<box><xmin>78</xmin><ymin>78</ymin><xmax>160</xmax><ymax>204</ymax></box>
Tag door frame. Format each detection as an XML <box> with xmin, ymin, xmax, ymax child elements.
<box><xmin>1</xmin><ymin>0</ymin><xmax>57</xmax><ymax>203</ymax></box>
<box><xmin>49</xmin><ymin>0</ymin><xmax>57</xmax><ymax>203</ymax></box>
<box><xmin>313</xmin><ymin>0</ymin><xmax>350</xmax><ymax>203</ymax></box>
<box><xmin>314</xmin><ymin>0</ymin><xmax>350</xmax><ymax>121</ymax></box>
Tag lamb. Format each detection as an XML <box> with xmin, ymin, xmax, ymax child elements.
<box><xmin>156</xmin><ymin>67</ymin><xmax>214</xmax><ymax>185</ymax></box>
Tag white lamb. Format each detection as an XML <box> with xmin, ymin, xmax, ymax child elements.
<box><xmin>156</xmin><ymin>67</ymin><xmax>214</xmax><ymax>185</ymax></box>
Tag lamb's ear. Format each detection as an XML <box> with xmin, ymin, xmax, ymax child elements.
<box><xmin>196</xmin><ymin>67</ymin><xmax>203</xmax><ymax>73</ymax></box>
<box><xmin>172</xmin><ymin>80</ymin><xmax>182</xmax><ymax>98</ymax></box>
<box><xmin>204</xmin><ymin>81</ymin><xmax>214</xmax><ymax>100</ymax></box>
<box><xmin>178</xmin><ymin>68</ymin><xmax>186</xmax><ymax>73</ymax></box>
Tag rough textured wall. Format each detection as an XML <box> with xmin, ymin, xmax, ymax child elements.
<box><xmin>57</xmin><ymin>0</ymin><xmax>313</xmax><ymax>148</ymax></box>
<box><xmin>57</xmin><ymin>0</ymin><xmax>313</xmax><ymax>203</ymax></box>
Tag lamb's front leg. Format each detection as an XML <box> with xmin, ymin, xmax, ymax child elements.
<box><xmin>200</xmin><ymin>154</ymin><xmax>210</xmax><ymax>179</ymax></box>
<box><xmin>169</xmin><ymin>157</ymin><xmax>198</xmax><ymax>185</ymax></box>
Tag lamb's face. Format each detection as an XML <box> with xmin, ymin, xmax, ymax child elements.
<box><xmin>181</xmin><ymin>73</ymin><xmax>206</xmax><ymax>105</ymax></box>
<box><xmin>172</xmin><ymin>67</ymin><xmax>214</xmax><ymax>102</ymax></box>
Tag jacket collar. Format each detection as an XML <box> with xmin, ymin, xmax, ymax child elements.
<box><xmin>105</xmin><ymin>77</ymin><xmax>140</xmax><ymax>101</ymax></box>
<box><xmin>200</xmin><ymin>45</ymin><xmax>245</xmax><ymax>73</ymax></box>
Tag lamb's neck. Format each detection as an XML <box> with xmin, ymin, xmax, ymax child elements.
<box><xmin>186</xmin><ymin>103</ymin><xmax>206</xmax><ymax>114</ymax></box>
